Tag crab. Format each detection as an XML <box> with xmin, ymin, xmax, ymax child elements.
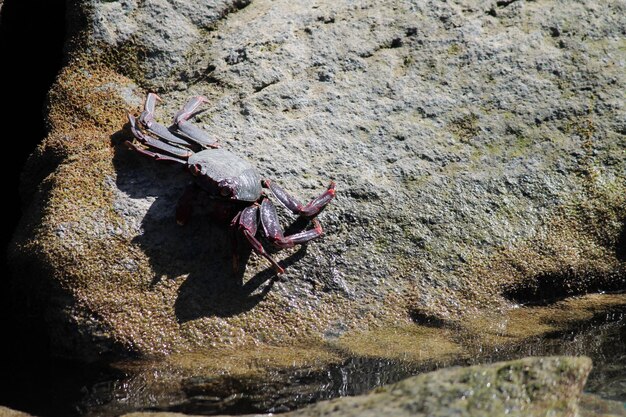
<box><xmin>126</xmin><ymin>93</ymin><xmax>336</xmax><ymax>274</ymax></box>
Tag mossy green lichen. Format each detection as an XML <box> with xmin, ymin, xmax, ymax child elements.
<box><xmin>90</xmin><ymin>39</ymin><xmax>150</xmax><ymax>89</ymax></box>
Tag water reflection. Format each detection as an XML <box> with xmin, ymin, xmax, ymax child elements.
<box><xmin>1</xmin><ymin>303</ymin><xmax>625</xmax><ymax>416</ymax></box>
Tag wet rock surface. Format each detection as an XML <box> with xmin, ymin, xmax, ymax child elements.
<box><xmin>118</xmin><ymin>357</ymin><xmax>593</xmax><ymax>417</ymax></box>
<box><xmin>9</xmin><ymin>0</ymin><xmax>626</xmax><ymax>362</ymax></box>
<box><xmin>285</xmin><ymin>356</ymin><xmax>592</xmax><ymax>417</ymax></box>
<box><xmin>579</xmin><ymin>394</ymin><xmax>626</xmax><ymax>417</ymax></box>
<box><xmin>2</xmin><ymin>294</ymin><xmax>623</xmax><ymax>417</ymax></box>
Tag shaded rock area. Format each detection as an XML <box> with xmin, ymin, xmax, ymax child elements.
<box><xmin>8</xmin><ymin>0</ymin><xmax>626</xmax><ymax>361</ymax></box>
<box><xmin>0</xmin><ymin>406</ymin><xmax>32</xmax><ymax>417</ymax></box>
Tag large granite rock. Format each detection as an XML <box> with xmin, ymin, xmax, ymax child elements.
<box><xmin>9</xmin><ymin>0</ymin><xmax>626</xmax><ymax>359</ymax></box>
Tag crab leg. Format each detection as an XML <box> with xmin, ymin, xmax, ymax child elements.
<box><xmin>172</xmin><ymin>96</ymin><xmax>219</xmax><ymax>148</ymax></box>
<box><xmin>124</xmin><ymin>140</ymin><xmax>187</xmax><ymax>164</ymax></box>
<box><xmin>263</xmin><ymin>180</ymin><xmax>336</xmax><ymax>218</ymax></box>
<box><xmin>234</xmin><ymin>206</ymin><xmax>284</xmax><ymax>274</ymax></box>
<box><xmin>129</xmin><ymin>115</ymin><xmax>193</xmax><ymax>159</ymax></box>
<box><xmin>260</xmin><ymin>199</ymin><xmax>324</xmax><ymax>249</ymax></box>
<box><xmin>142</xmin><ymin>92</ymin><xmax>160</xmax><ymax>123</ymax></box>
<box><xmin>174</xmin><ymin>95</ymin><xmax>209</xmax><ymax>123</ymax></box>
<box><xmin>138</xmin><ymin>93</ymin><xmax>192</xmax><ymax>146</ymax></box>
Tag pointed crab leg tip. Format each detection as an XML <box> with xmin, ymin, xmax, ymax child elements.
<box><xmin>128</xmin><ymin>113</ymin><xmax>136</xmax><ymax>124</ymax></box>
<box><xmin>312</xmin><ymin>218</ymin><xmax>323</xmax><ymax>233</ymax></box>
<box><xmin>150</xmin><ymin>93</ymin><xmax>163</xmax><ymax>101</ymax></box>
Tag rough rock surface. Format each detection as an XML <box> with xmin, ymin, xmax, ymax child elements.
<box><xmin>9</xmin><ymin>0</ymin><xmax>626</xmax><ymax>358</ymax></box>
<box><xmin>85</xmin><ymin>0</ymin><xmax>251</xmax><ymax>89</ymax></box>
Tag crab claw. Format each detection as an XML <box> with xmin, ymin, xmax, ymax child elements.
<box><xmin>264</xmin><ymin>180</ymin><xmax>336</xmax><ymax>218</ymax></box>
<box><xmin>235</xmin><ymin>205</ymin><xmax>285</xmax><ymax>274</ymax></box>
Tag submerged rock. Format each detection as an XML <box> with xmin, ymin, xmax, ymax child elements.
<box><xmin>119</xmin><ymin>356</ymin><xmax>593</xmax><ymax>417</ymax></box>
<box><xmin>579</xmin><ymin>394</ymin><xmax>626</xmax><ymax>417</ymax></box>
<box><xmin>287</xmin><ymin>356</ymin><xmax>592</xmax><ymax>417</ymax></box>
<box><xmin>9</xmin><ymin>0</ymin><xmax>626</xmax><ymax>359</ymax></box>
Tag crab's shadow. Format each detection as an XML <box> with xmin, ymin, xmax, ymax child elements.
<box><xmin>111</xmin><ymin>132</ymin><xmax>306</xmax><ymax>322</ymax></box>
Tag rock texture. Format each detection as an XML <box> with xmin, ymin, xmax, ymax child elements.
<box><xmin>85</xmin><ymin>0</ymin><xmax>251</xmax><ymax>88</ymax></box>
<box><xmin>9</xmin><ymin>0</ymin><xmax>626</xmax><ymax>359</ymax></box>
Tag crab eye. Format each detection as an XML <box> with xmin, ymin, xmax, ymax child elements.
<box><xmin>190</xmin><ymin>163</ymin><xmax>202</xmax><ymax>176</ymax></box>
<box><xmin>218</xmin><ymin>179</ymin><xmax>234</xmax><ymax>196</ymax></box>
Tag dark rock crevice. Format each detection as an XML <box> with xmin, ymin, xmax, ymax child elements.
<box><xmin>0</xmin><ymin>0</ymin><xmax>67</xmax><ymax>412</ymax></box>
<box><xmin>0</xmin><ymin>0</ymin><xmax>67</xmax><ymax>340</ymax></box>
<box><xmin>0</xmin><ymin>0</ymin><xmax>66</xmax><ymax>245</ymax></box>
<box><xmin>503</xmin><ymin>268</ymin><xmax>626</xmax><ymax>306</ymax></box>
